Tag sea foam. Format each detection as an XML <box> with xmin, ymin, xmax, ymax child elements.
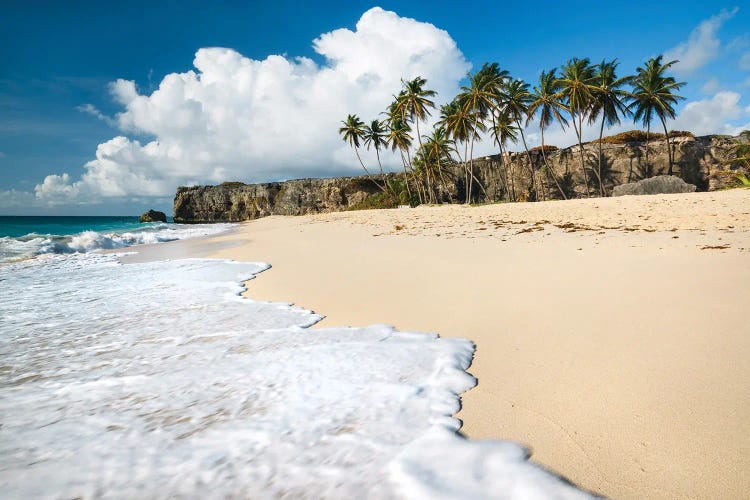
<box><xmin>0</xmin><ymin>222</ymin><xmax>234</xmax><ymax>263</ymax></box>
<box><xmin>0</xmin><ymin>253</ymin><xmax>592</xmax><ymax>498</ymax></box>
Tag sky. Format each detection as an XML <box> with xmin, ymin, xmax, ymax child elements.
<box><xmin>1</xmin><ymin>0</ymin><xmax>749</xmax><ymax>215</ymax></box>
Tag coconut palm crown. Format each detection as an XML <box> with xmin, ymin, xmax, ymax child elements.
<box><xmin>629</xmin><ymin>55</ymin><xmax>685</xmax><ymax>174</ymax></box>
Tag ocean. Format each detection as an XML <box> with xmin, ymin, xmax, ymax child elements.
<box><xmin>0</xmin><ymin>217</ymin><xmax>589</xmax><ymax>498</ymax></box>
<box><xmin>0</xmin><ymin>216</ymin><xmax>236</xmax><ymax>263</ymax></box>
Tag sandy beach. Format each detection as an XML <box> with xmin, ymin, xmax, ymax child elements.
<box><xmin>135</xmin><ymin>189</ymin><xmax>749</xmax><ymax>499</ymax></box>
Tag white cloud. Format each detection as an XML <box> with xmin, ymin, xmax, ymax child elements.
<box><xmin>76</xmin><ymin>104</ymin><xmax>116</xmax><ymax>126</ymax></box>
<box><xmin>664</xmin><ymin>8</ymin><xmax>738</xmax><ymax>74</ymax></box>
<box><xmin>740</xmin><ymin>52</ymin><xmax>750</xmax><ymax>70</ymax></box>
<box><xmin>672</xmin><ymin>91</ymin><xmax>749</xmax><ymax>135</ymax></box>
<box><xmin>38</xmin><ymin>7</ymin><xmax>469</xmax><ymax>204</ymax></box>
<box><xmin>701</xmin><ymin>77</ymin><xmax>720</xmax><ymax>94</ymax></box>
<box><xmin>0</xmin><ymin>189</ymin><xmax>38</xmax><ymax>210</ymax></box>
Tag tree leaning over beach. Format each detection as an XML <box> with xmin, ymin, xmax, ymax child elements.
<box><xmin>362</xmin><ymin>119</ymin><xmax>389</xmax><ymax>191</ymax></box>
<box><xmin>395</xmin><ymin>77</ymin><xmax>437</xmax><ymax>201</ymax></box>
<box><xmin>338</xmin><ymin>114</ymin><xmax>386</xmax><ymax>192</ymax></box>
<box><xmin>629</xmin><ymin>56</ymin><xmax>686</xmax><ymax>175</ymax></box>
<box><xmin>491</xmin><ymin>109</ymin><xmax>520</xmax><ymax>201</ymax></box>
<box><xmin>588</xmin><ymin>59</ymin><xmax>633</xmax><ymax>196</ymax></box>
<box><xmin>458</xmin><ymin>63</ymin><xmax>507</xmax><ymax>202</ymax></box>
<box><xmin>528</xmin><ymin>68</ymin><xmax>569</xmax><ymax>199</ymax></box>
<box><xmin>338</xmin><ymin>54</ymin><xmax>688</xmax><ymax>205</ymax></box>
<box><xmin>558</xmin><ymin>58</ymin><xmax>597</xmax><ymax>197</ymax></box>
<box><xmin>499</xmin><ymin>78</ymin><xmax>536</xmax><ymax>200</ymax></box>
<box><xmin>384</xmin><ymin>111</ymin><xmax>416</xmax><ymax>202</ymax></box>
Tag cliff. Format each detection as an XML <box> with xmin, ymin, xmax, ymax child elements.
<box><xmin>174</xmin><ymin>133</ymin><xmax>749</xmax><ymax>223</ymax></box>
<box><xmin>174</xmin><ymin>177</ymin><xmax>384</xmax><ymax>223</ymax></box>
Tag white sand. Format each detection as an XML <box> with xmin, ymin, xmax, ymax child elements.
<box><xmin>195</xmin><ymin>189</ymin><xmax>749</xmax><ymax>499</ymax></box>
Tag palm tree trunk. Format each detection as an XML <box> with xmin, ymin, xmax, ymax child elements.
<box><xmin>399</xmin><ymin>150</ymin><xmax>412</xmax><ymax>201</ymax></box>
<box><xmin>375</xmin><ymin>148</ymin><xmax>390</xmax><ymax>195</ymax></box>
<box><xmin>597</xmin><ymin>116</ymin><xmax>606</xmax><ymax>196</ymax></box>
<box><xmin>505</xmin><ymin>147</ymin><xmax>516</xmax><ymax>202</ymax></box>
<box><xmin>659</xmin><ymin>116</ymin><xmax>674</xmax><ymax>175</ymax></box>
<box><xmin>405</xmin><ymin>149</ymin><xmax>422</xmax><ymax>204</ymax></box>
<box><xmin>468</xmin><ymin>132</ymin><xmax>478</xmax><ymax>203</ymax></box>
<box><xmin>645</xmin><ymin>122</ymin><xmax>651</xmax><ymax>177</ymax></box>
<box><xmin>540</xmin><ymin>123</ymin><xmax>567</xmax><ymax>200</ymax></box>
<box><xmin>355</xmin><ymin>148</ymin><xmax>386</xmax><ymax>192</ymax></box>
<box><xmin>516</xmin><ymin>119</ymin><xmax>535</xmax><ymax>201</ymax></box>
<box><xmin>572</xmin><ymin>114</ymin><xmax>591</xmax><ymax>197</ymax></box>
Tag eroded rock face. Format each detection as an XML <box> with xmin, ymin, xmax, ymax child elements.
<box><xmin>140</xmin><ymin>209</ymin><xmax>167</xmax><ymax>223</ymax></box>
<box><xmin>173</xmin><ymin>134</ymin><xmax>746</xmax><ymax>222</ymax></box>
<box><xmin>611</xmin><ymin>175</ymin><xmax>697</xmax><ymax>196</ymax></box>
<box><xmin>174</xmin><ymin>178</ymin><xmax>383</xmax><ymax>223</ymax></box>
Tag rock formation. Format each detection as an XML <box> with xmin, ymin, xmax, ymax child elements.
<box><xmin>611</xmin><ymin>176</ymin><xmax>696</xmax><ymax>196</ymax></box>
<box><xmin>174</xmin><ymin>133</ymin><xmax>749</xmax><ymax>223</ymax></box>
<box><xmin>140</xmin><ymin>209</ymin><xmax>167</xmax><ymax>223</ymax></box>
<box><xmin>174</xmin><ymin>178</ymin><xmax>383</xmax><ymax>223</ymax></box>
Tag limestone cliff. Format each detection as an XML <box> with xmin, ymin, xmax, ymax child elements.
<box><xmin>174</xmin><ymin>133</ymin><xmax>748</xmax><ymax>223</ymax></box>
<box><xmin>174</xmin><ymin>177</ymin><xmax>383</xmax><ymax>223</ymax></box>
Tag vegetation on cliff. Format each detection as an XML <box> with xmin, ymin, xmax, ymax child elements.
<box><xmin>339</xmin><ymin>55</ymin><xmax>687</xmax><ymax>204</ymax></box>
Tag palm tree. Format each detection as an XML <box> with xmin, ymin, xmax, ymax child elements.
<box><xmin>385</xmin><ymin>116</ymin><xmax>416</xmax><ymax>201</ymax></box>
<box><xmin>363</xmin><ymin>119</ymin><xmax>389</xmax><ymax>189</ymax></box>
<box><xmin>499</xmin><ymin>78</ymin><xmax>536</xmax><ymax>200</ymax></box>
<box><xmin>528</xmin><ymin>68</ymin><xmax>569</xmax><ymax>199</ymax></box>
<box><xmin>588</xmin><ymin>59</ymin><xmax>633</xmax><ymax>195</ymax></box>
<box><xmin>440</xmin><ymin>99</ymin><xmax>482</xmax><ymax>202</ymax></box>
<box><xmin>338</xmin><ymin>114</ymin><xmax>386</xmax><ymax>192</ymax></box>
<box><xmin>629</xmin><ymin>55</ymin><xmax>686</xmax><ymax>175</ymax></box>
<box><xmin>459</xmin><ymin>63</ymin><xmax>507</xmax><ymax>202</ymax></box>
<box><xmin>419</xmin><ymin>126</ymin><xmax>456</xmax><ymax>202</ymax></box>
<box><xmin>559</xmin><ymin>58</ymin><xmax>596</xmax><ymax>197</ymax></box>
<box><xmin>396</xmin><ymin>77</ymin><xmax>437</xmax><ymax>199</ymax></box>
<box><xmin>491</xmin><ymin>109</ymin><xmax>520</xmax><ymax>201</ymax></box>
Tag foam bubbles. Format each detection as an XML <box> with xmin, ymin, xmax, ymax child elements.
<box><xmin>0</xmin><ymin>253</ymin><xmax>591</xmax><ymax>498</ymax></box>
<box><xmin>0</xmin><ymin>223</ymin><xmax>234</xmax><ymax>262</ymax></box>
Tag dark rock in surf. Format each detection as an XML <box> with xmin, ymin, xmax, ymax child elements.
<box><xmin>140</xmin><ymin>209</ymin><xmax>167</xmax><ymax>223</ymax></box>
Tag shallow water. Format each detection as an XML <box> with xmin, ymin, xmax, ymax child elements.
<box><xmin>0</xmin><ymin>216</ymin><xmax>234</xmax><ymax>263</ymax></box>
<box><xmin>0</xmin><ymin>252</ymin><xmax>590</xmax><ymax>498</ymax></box>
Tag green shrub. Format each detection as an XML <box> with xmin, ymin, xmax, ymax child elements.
<box><xmin>530</xmin><ymin>144</ymin><xmax>559</xmax><ymax>153</ymax></box>
<box><xmin>591</xmin><ymin>130</ymin><xmax>664</xmax><ymax>144</ymax></box>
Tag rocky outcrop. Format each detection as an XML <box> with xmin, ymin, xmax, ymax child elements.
<box><xmin>174</xmin><ymin>133</ymin><xmax>749</xmax><ymax>222</ymax></box>
<box><xmin>612</xmin><ymin>176</ymin><xmax>696</xmax><ymax>196</ymax></box>
<box><xmin>174</xmin><ymin>178</ymin><xmax>383</xmax><ymax>223</ymax></box>
<box><xmin>140</xmin><ymin>209</ymin><xmax>167</xmax><ymax>223</ymax></box>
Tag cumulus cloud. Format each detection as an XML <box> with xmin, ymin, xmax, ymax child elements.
<box><xmin>664</xmin><ymin>8</ymin><xmax>738</xmax><ymax>74</ymax></box>
<box><xmin>37</xmin><ymin>7</ymin><xmax>469</xmax><ymax>204</ymax></box>
<box><xmin>0</xmin><ymin>189</ymin><xmax>37</xmax><ymax>210</ymax></box>
<box><xmin>672</xmin><ymin>91</ymin><xmax>750</xmax><ymax>135</ymax></box>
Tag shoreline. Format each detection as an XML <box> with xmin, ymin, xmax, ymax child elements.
<box><xmin>186</xmin><ymin>189</ymin><xmax>750</xmax><ymax>499</ymax></box>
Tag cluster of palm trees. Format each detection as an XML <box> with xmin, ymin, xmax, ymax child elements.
<box><xmin>339</xmin><ymin>55</ymin><xmax>685</xmax><ymax>204</ymax></box>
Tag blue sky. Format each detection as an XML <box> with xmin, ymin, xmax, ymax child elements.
<box><xmin>1</xmin><ymin>1</ymin><xmax>749</xmax><ymax>215</ymax></box>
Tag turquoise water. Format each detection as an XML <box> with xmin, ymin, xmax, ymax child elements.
<box><xmin>0</xmin><ymin>216</ymin><xmax>165</xmax><ymax>238</ymax></box>
<box><xmin>0</xmin><ymin>216</ymin><xmax>232</xmax><ymax>263</ymax></box>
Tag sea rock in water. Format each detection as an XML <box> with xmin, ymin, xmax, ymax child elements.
<box><xmin>612</xmin><ymin>175</ymin><xmax>697</xmax><ymax>197</ymax></box>
<box><xmin>139</xmin><ymin>209</ymin><xmax>167</xmax><ymax>223</ymax></box>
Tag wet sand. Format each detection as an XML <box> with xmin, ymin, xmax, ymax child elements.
<box><xmin>127</xmin><ymin>189</ymin><xmax>750</xmax><ymax>499</ymax></box>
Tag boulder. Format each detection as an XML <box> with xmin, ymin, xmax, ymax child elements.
<box><xmin>139</xmin><ymin>209</ymin><xmax>167</xmax><ymax>223</ymax></box>
<box><xmin>612</xmin><ymin>175</ymin><xmax>697</xmax><ymax>197</ymax></box>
